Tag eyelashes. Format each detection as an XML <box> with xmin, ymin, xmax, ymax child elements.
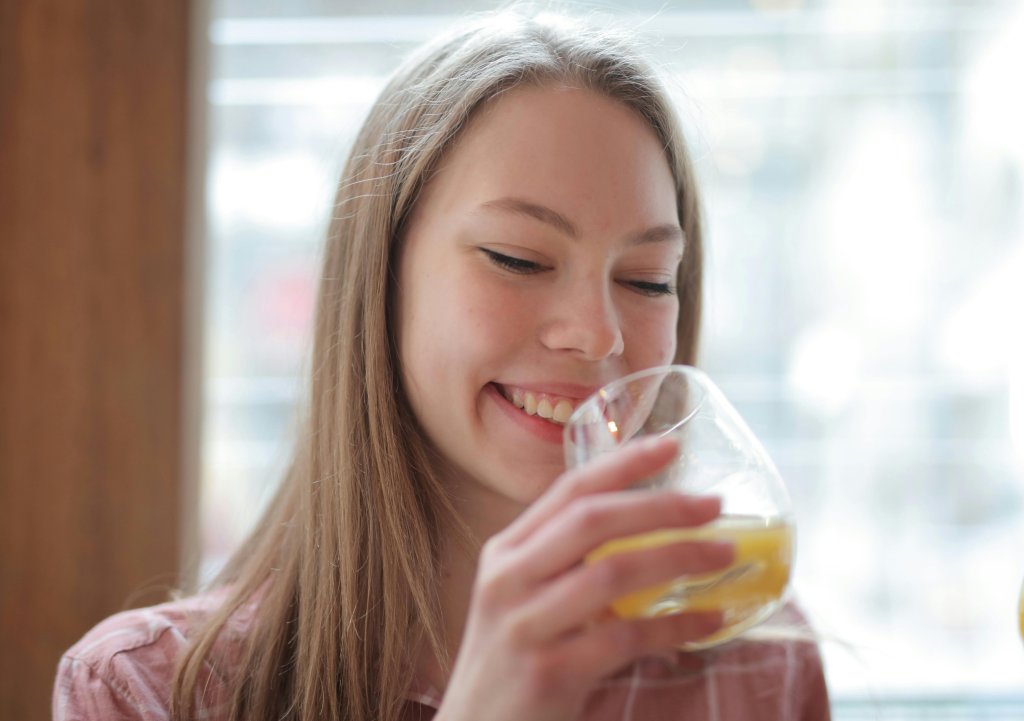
<box><xmin>480</xmin><ymin>248</ymin><xmax>544</xmax><ymax>274</ymax></box>
<box><xmin>479</xmin><ymin>248</ymin><xmax>676</xmax><ymax>297</ymax></box>
<box><xmin>625</xmin><ymin>280</ymin><xmax>675</xmax><ymax>297</ymax></box>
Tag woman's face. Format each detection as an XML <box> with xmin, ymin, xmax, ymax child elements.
<box><xmin>395</xmin><ymin>84</ymin><xmax>683</xmax><ymax>520</ymax></box>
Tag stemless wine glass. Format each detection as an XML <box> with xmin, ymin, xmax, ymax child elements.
<box><xmin>564</xmin><ymin>365</ymin><xmax>794</xmax><ymax>649</ymax></box>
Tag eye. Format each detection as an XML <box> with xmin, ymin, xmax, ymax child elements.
<box><xmin>480</xmin><ymin>248</ymin><xmax>546</xmax><ymax>275</ymax></box>
<box><xmin>623</xmin><ymin>279</ymin><xmax>676</xmax><ymax>297</ymax></box>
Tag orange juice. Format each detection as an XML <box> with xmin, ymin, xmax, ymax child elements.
<box><xmin>587</xmin><ymin>516</ymin><xmax>793</xmax><ymax>646</ymax></box>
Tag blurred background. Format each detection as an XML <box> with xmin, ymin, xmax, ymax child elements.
<box><xmin>2</xmin><ymin>1</ymin><xmax>1022</xmax><ymax>720</ymax></box>
<box><xmin>199</xmin><ymin>0</ymin><xmax>1024</xmax><ymax>718</ymax></box>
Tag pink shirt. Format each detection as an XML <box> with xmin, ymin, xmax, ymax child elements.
<box><xmin>54</xmin><ymin>593</ymin><xmax>830</xmax><ymax>720</ymax></box>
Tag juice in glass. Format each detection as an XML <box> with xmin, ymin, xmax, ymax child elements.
<box><xmin>587</xmin><ymin>515</ymin><xmax>793</xmax><ymax>647</ymax></box>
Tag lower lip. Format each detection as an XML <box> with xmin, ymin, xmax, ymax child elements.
<box><xmin>485</xmin><ymin>383</ymin><xmax>567</xmax><ymax>445</ymax></box>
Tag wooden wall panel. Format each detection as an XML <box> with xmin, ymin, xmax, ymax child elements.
<box><xmin>0</xmin><ymin>2</ymin><xmax>193</xmax><ymax>719</ymax></box>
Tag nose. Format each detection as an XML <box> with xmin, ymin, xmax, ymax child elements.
<box><xmin>538</xmin><ymin>277</ymin><xmax>625</xmax><ymax>360</ymax></box>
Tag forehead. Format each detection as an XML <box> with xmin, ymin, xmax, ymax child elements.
<box><xmin>418</xmin><ymin>84</ymin><xmax>679</xmax><ymax>230</ymax></box>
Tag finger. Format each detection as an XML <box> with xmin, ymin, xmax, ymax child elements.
<box><xmin>513</xmin><ymin>538</ymin><xmax>734</xmax><ymax>641</ymax></box>
<box><xmin>500</xmin><ymin>436</ymin><xmax>679</xmax><ymax>548</ymax></box>
<box><xmin>561</xmin><ymin>611</ymin><xmax>726</xmax><ymax>680</ymax></box>
<box><xmin>507</xmin><ymin>491</ymin><xmax>721</xmax><ymax>587</ymax></box>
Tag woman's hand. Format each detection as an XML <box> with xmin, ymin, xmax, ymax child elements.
<box><xmin>434</xmin><ymin>436</ymin><xmax>734</xmax><ymax>721</ymax></box>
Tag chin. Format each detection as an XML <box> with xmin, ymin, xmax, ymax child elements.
<box><xmin>498</xmin><ymin>458</ymin><xmax>565</xmax><ymax>505</ymax></box>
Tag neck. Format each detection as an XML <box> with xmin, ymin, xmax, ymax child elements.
<box><xmin>418</xmin><ymin>472</ymin><xmax>527</xmax><ymax>692</ymax></box>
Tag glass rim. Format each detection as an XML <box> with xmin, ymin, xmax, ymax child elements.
<box><xmin>565</xmin><ymin>363</ymin><xmax>711</xmax><ymax>433</ymax></box>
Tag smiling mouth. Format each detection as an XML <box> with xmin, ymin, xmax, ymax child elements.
<box><xmin>495</xmin><ymin>384</ymin><xmax>579</xmax><ymax>425</ymax></box>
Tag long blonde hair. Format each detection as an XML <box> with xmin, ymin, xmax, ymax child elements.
<box><xmin>172</xmin><ymin>9</ymin><xmax>705</xmax><ymax>721</ymax></box>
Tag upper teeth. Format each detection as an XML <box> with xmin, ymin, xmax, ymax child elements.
<box><xmin>506</xmin><ymin>387</ymin><xmax>575</xmax><ymax>424</ymax></box>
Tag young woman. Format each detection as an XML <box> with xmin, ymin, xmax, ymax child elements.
<box><xmin>54</xmin><ymin>9</ymin><xmax>830</xmax><ymax>721</ymax></box>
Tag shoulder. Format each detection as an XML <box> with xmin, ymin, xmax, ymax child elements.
<box><xmin>53</xmin><ymin>591</ymin><xmax>244</xmax><ymax>721</ymax></box>
<box><xmin>585</xmin><ymin>601</ymin><xmax>830</xmax><ymax>721</ymax></box>
<box><xmin>702</xmin><ymin>601</ymin><xmax>830</xmax><ymax>720</ymax></box>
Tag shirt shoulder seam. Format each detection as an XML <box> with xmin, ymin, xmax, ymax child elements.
<box><xmin>59</xmin><ymin>654</ymin><xmax>146</xmax><ymax>714</ymax></box>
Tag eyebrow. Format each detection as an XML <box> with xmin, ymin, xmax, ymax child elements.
<box><xmin>477</xmin><ymin>197</ymin><xmax>684</xmax><ymax>247</ymax></box>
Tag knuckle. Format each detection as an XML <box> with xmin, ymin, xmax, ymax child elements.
<box><xmin>473</xmin><ymin>563</ymin><xmax>511</xmax><ymax>612</ymax></box>
<box><xmin>559</xmin><ymin>464</ymin><xmax>586</xmax><ymax>488</ymax></box>
<box><xmin>548</xmin><ymin>468</ymin><xmax>585</xmax><ymax>503</ymax></box>
<box><xmin>522</xmin><ymin>654</ymin><xmax>569</xmax><ymax>700</ymax></box>
<box><xmin>609</xmin><ymin>621</ymin><xmax>644</xmax><ymax>655</ymax></box>
<box><xmin>475</xmin><ymin>541</ymin><xmax>519</xmax><ymax>609</ymax></box>
<box><xmin>480</xmin><ymin>534</ymin><xmax>506</xmax><ymax>562</ymax></box>
<box><xmin>590</xmin><ymin>554</ymin><xmax>631</xmax><ymax>596</ymax></box>
<box><xmin>501</xmin><ymin>611</ymin><xmax>535</xmax><ymax>645</ymax></box>
<box><xmin>589</xmin><ymin>558</ymin><xmax>618</xmax><ymax>595</ymax></box>
<box><xmin>568</xmin><ymin>497</ymin><xmax>609</xmax><ymax>533</ymax></box>
<box><xmin>474</xmin><ymin>577</ymin><xmax>505</xmax><ymax>613</ymax></box>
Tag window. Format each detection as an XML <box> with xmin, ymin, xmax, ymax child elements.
<box><xmin>201</xmin><ymin>1</ymin><xmax>1024</xmax><ymax>717</ymax></box>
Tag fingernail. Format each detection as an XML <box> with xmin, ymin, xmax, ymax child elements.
<box><xmin>703</xmin><ymin>541</ymin><xmax>735</xmax><ymax>566</ymax></box>
<box><xmin>645</xmin><ymin>434</ymin><xmax>678</xmax><ymax>449</ymax></box>
<box><xmin>685</xmin><ymin>494</ymin><xmax>722</xmax><ymax>517</ymax></box>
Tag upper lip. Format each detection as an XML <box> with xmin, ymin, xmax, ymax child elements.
<box><xmin>493</xmin><ymin>381</ymin><xmax>603</xmax><ymax>401</ymax></box>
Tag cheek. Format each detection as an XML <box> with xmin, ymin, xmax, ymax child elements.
<box><xmin>624</xmin><ymin>304</ymin><xmax>679</xmax><ymax>367</ymax></box>
<box><xmin>397</xmin><ymin>269</ymin><xmax>459</xmax><ymax>390</ymax></box>
<box><xmin>402</xmin><ymin>269</ymin><xmax>533</xmax><ymax>383</ymax></box>
<box><xmin>459</xmin><ymin>280</ymin><xmax>536</xmax><ymax>359</ymax></box>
